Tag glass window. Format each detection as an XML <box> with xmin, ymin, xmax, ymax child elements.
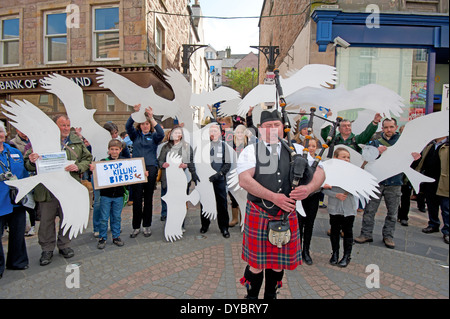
<box><xmin>94</xmin><ymin>7</ymin><xmax>119</xmax><ymax>60</ymax></box>
<box><xmin>45</xmin><ymin>13</ymin><xmax>67</xmax><ymax>63</ymax></box>
<box><xmin>1</xmin><ymin>18</ymin><xmax>20</xmax><ymax>66</ymax></box>
<box><xmin>107</xmin><ymin>94</ymin><xmax>115</xmax><ymax>112</ymax></box>
<box><xmin>156</xmin><ymin>23</ymin><xmax>164</xmax><ymax>68</ymax></box>
<box><xmin>336</xmin><ymin>47</ymin><xmax>429</xmax><ymax>126</ymax></box>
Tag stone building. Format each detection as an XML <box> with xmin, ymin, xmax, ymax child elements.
<box><xmin>258</xmin><ymin>0</ymin><xmax>449</xmax><ymax>124</ymax></box>
<box><xmin>0</xmin><ymin>0</ymin><xmax>210</xmax><ymax>134</ymax></box>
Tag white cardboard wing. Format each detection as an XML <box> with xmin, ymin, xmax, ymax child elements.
<box><xmin>42</xmin><ymin>74</ymin><xmax>111</xmax><ymax>160</ymax></box>
<box><xmin>162</xmin><ymin>152</ymin><xmax>199</xmax><ymax>242</ymax></box>
<box><xmin>365</xmin><ymin>110</ymin><xmax>449</xmax><ymax>193</ymax></box>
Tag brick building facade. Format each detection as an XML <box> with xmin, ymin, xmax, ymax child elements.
<box><xmin>0</xmin><ymin>0</ymin><xmax>209</xmax><ymax>134</ymax></box>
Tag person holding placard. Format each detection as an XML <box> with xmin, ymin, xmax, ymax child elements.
<box><xmin>126</xmin><ymin>105</ymin><xmax>164</xmax><ymax>238</ymax></box>
<box><xmin>25</xmin><ymin>114</ymin><xmax>92</xmax><ymax>266</ymax></box>
<box><xmin>90</xmin><ymin>139</ymin><xmax>127</xmax><ymax>249</ymax></box>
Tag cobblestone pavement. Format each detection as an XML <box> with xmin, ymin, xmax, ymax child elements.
<box><xmin>0</xmin><ymin>186</ymin><xmax>448</xmax><ymax>300</ymax></box>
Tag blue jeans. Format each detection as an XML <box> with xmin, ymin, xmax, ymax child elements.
<box><xmin>99</xmin><ymin>196</ymin><xmax>123</xmax><ymax>240</ymax></box>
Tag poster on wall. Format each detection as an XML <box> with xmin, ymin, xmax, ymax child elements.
<box><xmin>442</xmin><ymin>84</ymin><xmax>449</xmax><ymax>111</ymax></box>
<box><xmin>409</xmin><ymin>80</ymin><xmax>427</xmax><ymax>120</ymax></box>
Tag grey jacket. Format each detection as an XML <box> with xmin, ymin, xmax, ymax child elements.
<box><xmin>322</xmin><ymin>186</ymin><xmax>357</xmax><ymax>217</ymax></box>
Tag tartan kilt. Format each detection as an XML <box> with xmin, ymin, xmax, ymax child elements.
<box><xmin>242</xmin><ymin>200</ymin><xmax>302</xmax><ymax>270</ymax></box>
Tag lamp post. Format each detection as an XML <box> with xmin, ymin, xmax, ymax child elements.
<box><xmin>250</xmin><ymin>45</ymin><xmax>280</xmax><ymax>72</ymax></box>
<box><xmin>182</xmin><ymin>44</ymin><xmax>208</xmax><ymax>75</ymax></box>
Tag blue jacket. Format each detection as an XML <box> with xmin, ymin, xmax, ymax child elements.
<box><xmin>125</xmin><ymin>116</ymin><xmax>164</xmax><ymax>167</ymax></box>
<box><xmin>0</xmin><ymin>143</ymin><xmax>29</xmax><ymax>216</ymax></box>
<box><xmin>368</xmin><ymin>132</ymin><xmax>403</xmax><ymax>186</ymax></box>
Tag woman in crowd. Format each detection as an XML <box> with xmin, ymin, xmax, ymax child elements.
<box><xmin>0</xmin><ymin>122</ymin><xmax>29</xmax><ymax>279</ymax></box>
<box><xmin>126</xmin><ymin>105</ymin><xmax>165</xmax><ymax>238</ymax></box>
<box><xmin>158</xmin><ymin>126</ymin><xmax>200</xmax><ymax>222</ymax></box>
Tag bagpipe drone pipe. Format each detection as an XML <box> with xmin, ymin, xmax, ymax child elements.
<box><xmin>273</xmin><ymin>69</ymin><xmax>342</xmax><ymax>190</ymax></box>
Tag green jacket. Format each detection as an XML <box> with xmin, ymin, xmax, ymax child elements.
<box><xmin>24</xmin><ymin>132</ymin><xmax>93</xmax><ymax>202</ymax></box>
<box><xmin>321</xmin><ymin>121</ymin><xmax>378</xmax><ymax>153</ymax></box>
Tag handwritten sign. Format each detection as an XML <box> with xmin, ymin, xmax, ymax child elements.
<box><xmin>93</xmin><ymin>158</ymin><xmax>147</xmax><ymax>190</ymax></box>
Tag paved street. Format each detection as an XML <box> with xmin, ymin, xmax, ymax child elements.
<box><xmin>1</xmin><ymin>186</ymin><xmax>448</xmax><ymax>300</ymax></box>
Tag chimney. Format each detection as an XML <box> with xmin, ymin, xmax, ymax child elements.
<box><xmin>226</xmin><ymin>47</ymin><xmax>231</xmax><ymax>58</ymax></box>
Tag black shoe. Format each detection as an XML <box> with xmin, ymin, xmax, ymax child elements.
<box><xmin>337</xmin><ymin>255</ymin><xmax>351</xmax><ymax>268</ymax></box>
<box><xmin>40</xmin><ymin>251</ymin><xmax>53</xmax><ymax>266</ymax></box>
<box><xmin>329</xmin><ymin>251</ymin><xmax>339</xmax><ymax>265</ymax></box>
<box><xmin>160</xmin><ymin>215</ymin><xmax>167</xmax><ymax>221</ymax></box>
<box><xmin>200</xmin><ymin>226</ymin><xmax>209</xmax><ymax>234</ymax></box>
<box><xmin>418</xmin><ymin>207</ymin><xmax>426</xmax><ymax>213</ymax></box>
<box><xmin>222</xmin><ymin>229</ymin><xmax>230</xmax><ymax>238</ymax></box>
<box><xmin>302</xmin><ymin>250</ymin><xmax>313</xmax><ymax>265</ymax></box>
<box><xmin>444</xmin><ymin>234</ymin><xmax>449</xmax><ymax>244</ymax></box>
<box><xmin>59</xmin><ymin>248</ymin><xmax>75</xmax><ymax>259</ymax></box>
<box><xmin>422</xmin><ymin>226</ymin><xmax>439</xmax><ymax>234</ymax></box>
<box><xmin>97</xmin><ymin>238</ymin><xmax>106</xmax><ymax>249</ymax></box>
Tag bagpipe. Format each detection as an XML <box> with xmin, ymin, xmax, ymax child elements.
<box><xmin>268</xmin><ymin>69</ymin><xmax>343</xmax><ymax>248</ymax></box>
<box><xmin>273</xmin><ymin>69</ymin><xmax>342</xmax><ymax>189</ymax></box>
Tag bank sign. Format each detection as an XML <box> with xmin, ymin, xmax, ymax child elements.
<box><xmin>0</xmin><ymin>76</ymin><xmax>93</xmax><ymax>92</ymax></box>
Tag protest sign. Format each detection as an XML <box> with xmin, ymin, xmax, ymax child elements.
<box><xmin>93</xmin><ymin>157</ymin><xmax>147</xmax><ymax>189</ymax></box>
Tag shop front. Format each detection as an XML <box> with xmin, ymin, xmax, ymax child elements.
<box><xmin>0</xmin><ymin>65</ymin><xmax>175</xmax><ymax>134</ymax></box>
<box><xmin>312</xmin><ymin>10</ymin><xmax>449</xmax><ymax>126</ymax></box>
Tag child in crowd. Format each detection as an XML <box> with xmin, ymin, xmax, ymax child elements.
<box><xmin>322</xmin><ymin>147</ymin><xmax>357</xmax><ymax>267</ymax></box>
<box><xmin>91</xmin><ymin>139</ymin><xmax>126</xmax><ymax>249</ymax></box>
<box><xmin>298</xmin><ymin>136</ymin><xmax>321</xmax><ymax>265</ymax></box>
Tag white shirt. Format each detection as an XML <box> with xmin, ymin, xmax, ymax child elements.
<box><xmin>237</xmin><ymin>141</ymin><xmax>322</xmax><ymax>175</ymax></box>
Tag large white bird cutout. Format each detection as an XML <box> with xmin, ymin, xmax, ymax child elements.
<box><xmin>217</xmin><ymin>64</ymin><xmax>338</xmax><ymax>121</ymax></box>
<box><xmin>41</xmin><ymin>74</ymin><xmax>111</xmax><ymax>160</ymax></box>
<box><xmin>285</xmin><ymin>84</ymin><xmax>404</xmax><ymax>121</ymax></box>
<box><xmin>162</xmin><ymin>152</ymin><xmax>200</xmax><ymax>242</ymax></box>
<box><xmin>285</xmin><ymin>84</ymin><xmax>405</xmax><ymax>142</ymax></box>
<box><xmin>320</xmin><ymin>159</ymin><xmax>381</xmax><ymax>206</ymax></box>
<box><xmin>96</xmin><ymin>68</ymin><xmax>240</xmax><ymax>131</ymax></box>
<box><xmin>1</xmin><ymin>100</ymin><xmax>90</xmax><ymax>239</ymax></box>
<box><xmin>191</xmin><ymin>124</ymin><xmax>219</xmax><ymax>220</ymax></box>
<box><xmin>364</xmin><ymin>110</ymin><xmax>449</xmax><ymax>193</ymax></box>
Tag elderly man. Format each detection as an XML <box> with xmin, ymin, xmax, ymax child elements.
<box><xmin>200</xmin><ymin>123</ymin><xmax>232</xmax><ymax>238</ymax></box>
<box><xmin>237</xmin><ymin>109</ymin><xmax>325</xmax><ymax>299</ymax></box>
<box><xmin>25</xmin><ymin>114</ymin><xmax>92</xmax><ymax>266</ymax></box>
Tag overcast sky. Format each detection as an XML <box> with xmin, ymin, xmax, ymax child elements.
<box><xmin>199</xmin><ymin>0</ymin><xmax>265</xmax><ymax>54</ymax></box>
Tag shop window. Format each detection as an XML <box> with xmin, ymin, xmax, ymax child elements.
<box><xmin>0</xmin><ymin>18</ymin><xmax>20</xmax><ymax>66</ymax></box>
<box><xmin>44</xmin><ymin>12</ymin><xmax>67</xmax><ymax>63</ymax></box>
<box><xmin>93</xmin><ymin>7</ymin><xmax>119</xmax><ymax>61</ymax></box>
<box><xmin>336</xmin><ymin>47</ymin><xmax>429</xmax><ymax>126</ymax></box>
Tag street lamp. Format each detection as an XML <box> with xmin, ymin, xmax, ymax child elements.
<box><xmin>182</xmin><ymin>44</ymin><xmax>208</xmax><ymax>75</ymax></box>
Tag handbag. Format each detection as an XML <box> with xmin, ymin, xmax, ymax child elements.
<box><xmin>267</xmin><ymin>213</ymin><xmax>291</xmax><ymax>248</ymax></box>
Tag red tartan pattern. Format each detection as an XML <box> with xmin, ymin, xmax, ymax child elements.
<box><xmin>242</xmin><ymin>201</ymin><xmax>302</xmax><ymax>270</ymax></box>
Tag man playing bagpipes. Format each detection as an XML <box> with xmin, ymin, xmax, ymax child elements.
<box><xmin>237</xmin><ymin>108</ymin><xmax>326</xmax><ymax>299</ymax></box>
